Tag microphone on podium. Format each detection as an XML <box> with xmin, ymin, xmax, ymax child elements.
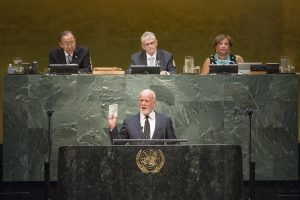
<box><xmin>156</xmin><ymin>59</ymin><xmax>161</xmax><ymax>66</ymax></box>
<box><xmin>140</xmin><ymin>126</ymin><xmax>144</xmax><ymax>139</ymax></box>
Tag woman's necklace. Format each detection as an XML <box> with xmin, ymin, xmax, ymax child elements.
<box><xmin>214</xmin><ymin>53</ymin><xmax>231</xmax><ymax>65</ymax></box>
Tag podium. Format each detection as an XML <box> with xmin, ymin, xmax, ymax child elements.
<box><xmin>57</xmin><ymin>145</ymin><xmax>242</xmax><ymax>200</ymax></box>
<box><xmin>3</xmin><ymin>74</ymin><xmax>297</xmax><ymax>182</ymax></box>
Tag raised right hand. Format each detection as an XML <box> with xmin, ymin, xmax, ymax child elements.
<box><xmin>108</xmin><ymin>115</ymin><xmax>117</xmax><ymax>130</ymax></box>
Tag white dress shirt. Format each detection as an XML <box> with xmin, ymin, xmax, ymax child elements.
<box><xmin>146</xmin><ymin>52</ymin><xmax>157</xmax><ymax>66</ymax></box>
<box><xmin>140</xmin><ymin>111</ymin><xmax>156</xmax><ymax>139</ymax></box>
<box><xmin>64</xmin><ymin>52</ymin><xmax>73</xmax><ymax>64</ymax></box>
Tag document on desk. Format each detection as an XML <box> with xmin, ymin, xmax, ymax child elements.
<box><xmin>109</xmin><ymin>104</ymin><xmax>118</xmax><ymax>118</ymax></box>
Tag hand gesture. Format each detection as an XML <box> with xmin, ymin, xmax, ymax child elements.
<box><xmin>108</xmin><ymin>114</ymin><xmax>117</xmax><ymax>130</ymax></box>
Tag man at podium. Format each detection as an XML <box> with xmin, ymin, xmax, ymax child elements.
<box><xmin>108</xmin><ymin>89</ymin><xmax>177</xmax><ymax>142</ymax></box>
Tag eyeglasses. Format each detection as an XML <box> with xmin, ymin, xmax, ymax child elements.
<box><xmin>61</xmin><ymin>40</ymin><xmax>75</xmax><ymax>46</ymax></box>
<box><xmin>143</xmin><ymin>41</ymin><xmax>156</xmax><ymax>47</ymax></box>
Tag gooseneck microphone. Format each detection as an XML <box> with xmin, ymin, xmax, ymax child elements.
<box><xmin>140</xmin><ymin>126</ymin><xmax>144</xmax><ymax>139</ymax></box>
<box><xmin>156</xmin><ymin>59</ymin><xmax>161</xmax><ymax>66</ymax></box>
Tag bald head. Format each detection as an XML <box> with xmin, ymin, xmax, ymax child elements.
<box><xmin>139</xmin><ymin>89</ymin><xmax>157</xmax><ymax>115</ymax></box>
<box><xmin>139</xmin><ymin>89</ymin><xmax>156</xmax><ymax>100</ymax></box>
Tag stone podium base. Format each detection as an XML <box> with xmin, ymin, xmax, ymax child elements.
<box><xmin>57</xmin><ymin>145</ymin><xmax>242</xmax><ymax>200</ymax></box>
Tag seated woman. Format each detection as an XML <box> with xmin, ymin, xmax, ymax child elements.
<box><xmin>200</xmin><ymin>34</ymin><xmax>244</xmax><ymax>74</ymax></box>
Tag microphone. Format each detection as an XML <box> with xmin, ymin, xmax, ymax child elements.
<box><xmin>156</xmin><ymin>59</ymin><xmax>161</xmax><ymax>66</ymax></box>
<box><xmin>47</xmin><ymin>110</ymin><xmax>54</xmax><ymax>117</ymax></box>
<box><xmin>243</xmin><ymin>86</ymin><xmax>259</xmax><ymax>112</ymax></box>
<box><xmin>140</xmin><ymin>126</ymin><xmax>144</xmax><ymax>139</ymax></box>
<box><xmin>163</xmin><ymin>127</ymin><xmax>167</xmax><ymax>145</ymax></box>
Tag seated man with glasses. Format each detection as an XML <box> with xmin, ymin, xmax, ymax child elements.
<box><xmin>49</xmin><ymin>30</ymin><xmax>92</xmax><ymax>73</ymax></box>
<box><xmin>130</xmin><ymin>31</ymin><xmax>176</xmax><ymax>75</ymax></box>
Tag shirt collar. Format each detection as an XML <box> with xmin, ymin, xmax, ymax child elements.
<box><xmin>146</xmin><ymin>52</ymin><xmax>157</xmax><ymax>60</ymax></box>
<box><xmin>64</xmin><ymin>52</ymin><xmax>73</xmax><ymax>57</ymax></box>
<box><xmin>140</xmin><ymin>111</ymin><xmax>155</xmax><ymax>120</ymax></box>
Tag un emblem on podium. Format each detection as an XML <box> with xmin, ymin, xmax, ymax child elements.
<box><xmin>136</xmin><ymin>148</ymin><xmax>165</xmax><ymax>174</ymax></box>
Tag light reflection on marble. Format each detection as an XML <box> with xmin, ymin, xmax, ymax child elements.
<box><xmin>3</xmin><ymin>74</ymin><xmax>298</xmax><ymax>181</ymax></box>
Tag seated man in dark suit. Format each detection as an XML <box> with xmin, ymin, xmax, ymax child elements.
<box><xmin>108</xmin><ymin>89</ymin><xmax>177</xmax><ymax>143</ymax></box>
<box><xmin>130</xmin><ymin>31</ymin><xmax>176</xmax><ymax>75</ymax></box>
<box><xmin>49</xmin><ymin>30</ymin><xmax>92</xmax><ymax>73</ymax></box>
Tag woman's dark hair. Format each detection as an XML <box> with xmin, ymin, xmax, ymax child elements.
<box><xmin>213</xmin><ymin>34</ymin><xmax>233</xmax><ymax>49</ymax></box>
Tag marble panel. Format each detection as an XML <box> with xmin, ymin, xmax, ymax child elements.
<box><xmin>2</xmin><ymin>74</ymin><xmax>298</xmax><ymax>181</ymax></box>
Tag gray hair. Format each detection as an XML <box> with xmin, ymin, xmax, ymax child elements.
<box><xmin>59</xmin><ymin>30</ymin><xmax>75</xmax><ymax>42</ymax></box>
<box><xmin>140</xmin><ymin>31</ymin><xmax>156</xmax><ymax>43</ymax></box>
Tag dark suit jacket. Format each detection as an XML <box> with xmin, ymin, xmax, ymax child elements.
<box><xmin>130</xmin><ymin>49</ymin><xmax>176</xmax><ymax>74</ymax></box>
<box><xmin>49</xmin><ymin>46</ymin><xmax>92</xmax><ymax>73</ymax></box>
<box><xmin>109</xmin><ymin>112</ymin><xmax>177</xmax><ymax>143</ymax></box>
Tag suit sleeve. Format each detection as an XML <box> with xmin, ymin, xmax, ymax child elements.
<box><xmin>109</xmin><ymin>119</ymin><xmax>129</xmax><ymax>144</ymax></box>
<box><xmin>130</xmin><ymin>54</ymin><xmax>137</xmax><ymax>65</ymax></box>
<box><xmin>79</xmin><ymin>49</ymin><xmax>92</xmax><ymax>73</ymax></box>
<box><xmin>125</xmin><ymin>55</ymin><xmax>135</xmax><ymax>74</ymax></box>
<box><xmin>167</xmin><ymin>117</ymin><xmax>177</xmax><ymax>139</ymax></box>
<box><xmin>166</xmin><ymin>54</ymin><xmax>177</xmax><ymax>74</ymax></box>
<box><xmin>49</xmin><ymin>50</ymin><xmax>57</xmax><ymax>64</ymax></box>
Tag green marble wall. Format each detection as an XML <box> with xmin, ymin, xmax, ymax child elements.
<box><xmin>2</xmin><ymin>74</ymin><xmax>298</xmax><ymax>181</ymax></box>
<box><xmin>1</xmin><ymin>0</ymin><xmax>300</xmax><ymax>144</ymax></box>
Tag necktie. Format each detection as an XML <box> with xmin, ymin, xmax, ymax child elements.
<box><xmin>148</xmin><ymin>57</ymin><xmax>155</xmax><ymax>66</ymax></box>
<box><xmin>67</xmin><ymin>55</ymin><xmax>72</xmax><ymax>64</ymax></box>
<box><xmin>144</xmin><ymin>115</ymin><xmax>150</xmax><ymax>139</ymax></box>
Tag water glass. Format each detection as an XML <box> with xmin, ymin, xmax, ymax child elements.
<box><xmin>184</xmin><ymin>56</ymin><xmax>194</xmax><ymax>73</ymax></box>
<box><xmin>280</xmin><ymin>56</ymin><xmax>289</xmax><ymax>73</ymax></box>
<box><xmin>12</xmin><ymin>57</ymin><xmax>24</xmax><ymax>74</ymax></box>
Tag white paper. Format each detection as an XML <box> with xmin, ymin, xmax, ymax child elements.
<box><xmin>109</xmin><ymin>104</ymin><xmax>118</xmax><ymax>118</ymax></box>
